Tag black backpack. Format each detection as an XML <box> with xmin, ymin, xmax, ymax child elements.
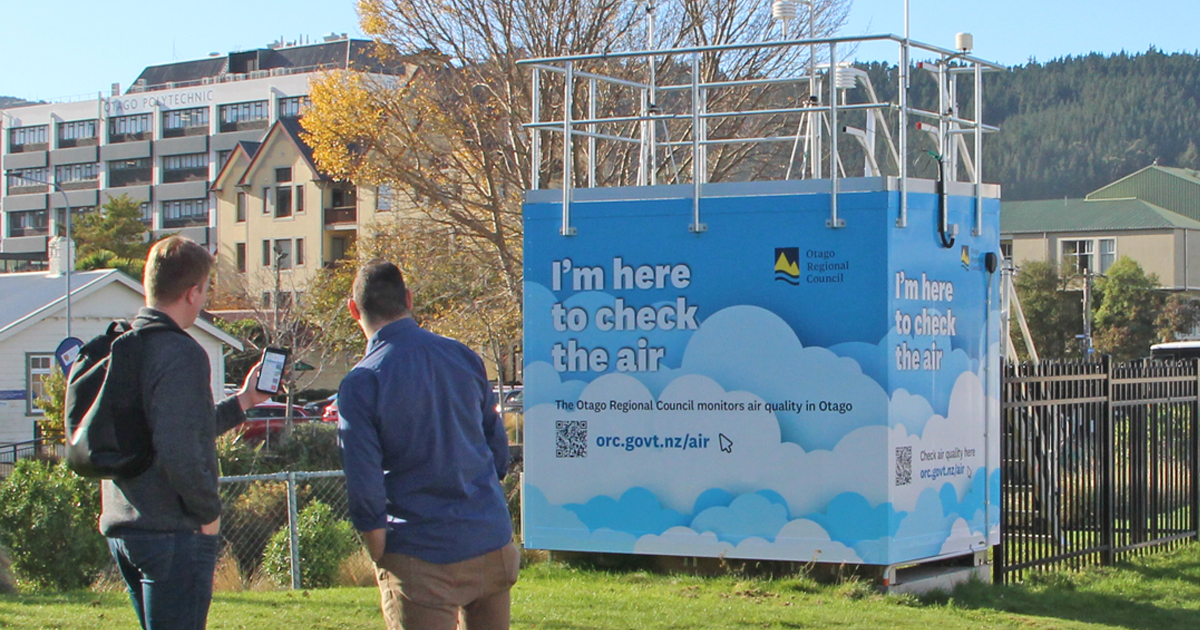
<box><xmin>64</xmin><ymin>320</ymin><xmax>181</xmax><ymax>479</ymax></box>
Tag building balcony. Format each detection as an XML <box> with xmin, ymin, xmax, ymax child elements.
<box><xmin>57</xmin><ymin>137</ymin><xmax>98</xmax><ymax>149</ymax></box>
<box><xmin>324</xmin><ymin>206</ymin><xmax>357</xmax><ymax>227</ymax></box>
<box><xmin>109</xmin><ymin>169</ymin><xmax>152</xmax><ymax>188</ymax></box>
<box><xmin>7</xmin><ymin>143</ymin><xmax>48</xmax><ymax>154</ymax></box>
<box><xmin>7</xmin><ymin>225</ymin><xmax>49</xmax><ymax>238</ymax></box>
<box><xmin>60</xmin><ymin>180</ymin><xmax>98</xmax><ymax>191</ymax></box>
<box><xmin>162</xmin><ymin>125</ymin><xmax>209</xmax><ymax>138</ymax></box>
<box><xmin>163</xmin><ymin>216</ymin><xmax>208</xmax><ymax>229</ymax></box>
<box><xmin>108</xmin><ymin>131</ymin><xmax>151</xmax><ymax>144</ymax></box>
<box><xmin>218</xmin><ymin>119</ymin><xmax>269</xmax><ymax>133</ymax></box>
<box><xmin>162</xmin><ymin>168</ymin><xmax>209</xmax><ymax>184</ymax></box>
<box><xmin>7</xmin><ymin>184</ymin><xmax>47</xmax><ymax>195</ymax></box>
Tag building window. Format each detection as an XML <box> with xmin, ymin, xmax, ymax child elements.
<box><xmin>1061</xmin><ymin>239</ymin><xmax>1095</xmax><ymax>274</ymax></box>
<box><xmin>235</xmin><ymin>242</ymin><xmax>246</xmax><ymax>273</ymax></box>
<box><xmin>218</xmin><ymin>100</ymin><xmax>269</xmax><ymax>132</ymax></box>
<box><xmin>108</xmin><ymin>113</ymin><xmax>152</xmax><ymax>143</ymax></box>
<box><xmin>7</xmin><ymin>209</ymin><xmax>49</xmax><ymax>237</ymax></box>
<box><xmin>274</xmin><ymin>239</ymin><xmax>292</xmax><ymax>269</ymax></box>
<box><xmin>262</xmin><ymin>240</ymin><xmax>271</xmax><ymax>267</ymax></box>
<box><xmin>1000</xmin><ymin>240</ymin><xmax>1012</xmax><ymax>260</ymax></box>
<box><xmin>217</xmin><ymin>150</ymin><xmax>232</xmax><ymax>170</ymax></box>
<box><xmin>262</xmin><ymin>187</ymin><xmax>272</xmax><ymax>214</ymax></box>
<box><xmin>1062</xmin><ymin>238</ymin><xmax>1117</xmax><ymax>275</ymax></box>
<box><xmin>236</xmin><ymin>192</ymin><xmax>247</xmax><ymax>222</ymax></box>
<box><xmin>6</xmin><ymin>167</ymin><xmax>48</xmax><ymax>194</ymax></box>
<box><xmin>53</xmin><ymin>207</ymin><xmax>94</xmax><ymax>235</ymax></box>
<box><xmin>57</xmin><ymin>120</ymin><xmax>98</xmax><ymax>148</ymax></box>
<box><xmin>278</xmin><ymin>96</ymin><xmax>310</xmax><ymax>119</ymax></box>
<box><xmin>55</xmin><ymin>162</ymin><xmax>99</xmax><ymax>189</ymax></box>
<box><xmin>162</xmin><ymin>153</ymin><xmax>208</xmax><ymax>183</ymax></box>
<box><xmin>261</xmin><ymin>292</ymin><xmax>271</xmax><ymax>308</ymax></box>
<box><xmin>275</xmin><ymin>167</ymin><xmax>292</xmax><ymax>183</ymax></box>
<box><xmin>8</xmin><ymin>125</ymin><xmax>49</xmax><ymax>153</ymax></box>
<box><xmin>27</xmin><ymin>354</ymin><xmax>55</xmax><ymax>415</ymax></box>
<box><xmin>331</xmin><ymin>236</ymin><xmax>348</xmax><ymax>261</ymax></box>
<box><xmin>376</xmin><ymin>184</ymin><xmax>394</xmax><ymax>212</ymax></box>
<box><xmin>1099</xmin><ymin>238</ymin><xmax>1116</xmax><ymax>273</ymax></box>
<box><xmin>295</xmin><ymin>185</ymin><xmax>304</xmax><ymax>213</ymax></box>
<box><xmin>139</xmin><ymin>202</ymin><xmax>152</xmax><ymax>224</ymax></box>
<box><xmin>108</xmin><ymin>158</ymin><xmax>152</xmax><ymax>188</ymax></box>
<box><xmin>295</xmin><ymin>238</ymin><xmax>305</xmax><ymax>266</ymax></box>
<box><xmin>162</xmin><ymin>107</ymin><xmax>209</xmax><ymax>137</ymax></box>
<box><xmin>275</xmin><ymin>186</ymin><xmax>292</xmax><ymax>218</ymax></box>
<box><xmin>161</xmin><ymin>198</ymin><xmax>208</xmax><ymax>228</ymax></box>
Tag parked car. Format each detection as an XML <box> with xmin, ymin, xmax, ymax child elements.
<box><xmin>303</xmin><ymin>394</ymin><xmax>337</xmax><ymax>417</ymax></box>
<box><xmin>238</xmin><ymin>402</ymin><xmax>311</xmax><ymax>441</ymax></box>
<box><xmin>495</xmin><ymin>387</ymin><xmax>523</xmax><ymax>415</ymax></box>
<box><xmin>322</xmin><ymin>396</ymin><xmax>339</xmax><ymax>423</ymax></box>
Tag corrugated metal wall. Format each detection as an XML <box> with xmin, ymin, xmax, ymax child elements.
<box><xmin>1088</xmin><ymin>167</ymin><xmax>1200</xmax><ymax>222</ymax></box>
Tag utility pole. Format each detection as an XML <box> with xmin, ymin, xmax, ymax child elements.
<box><xmin>272</xmin><ymin>243</ymin><xmax>296</xmax><ymax>437</ymax></box>
<box><xmin>1080</xmin><ymin>270</ymin><xmax>1099</xmax><ymax>355</ymax></box>
<box><xmin>9</xmin><ymin>172</ymin><xmax>73</xmax><ymax>338</ymax></box>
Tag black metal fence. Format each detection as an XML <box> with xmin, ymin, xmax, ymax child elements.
<box><xmin>0</xmin><ymin>438</ymin><xmax>63</xmax><ymax>478</ymax></box>
<box><xmin>998</xmin><ymin>357</ymin><xmax>1200</xmax><ymax>582</ymax></box>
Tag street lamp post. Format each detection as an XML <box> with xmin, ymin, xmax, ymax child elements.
<box><xmin>8</xmin><ymin>172</ymin><xmax>74</xmax><ymax>338</ymax></box>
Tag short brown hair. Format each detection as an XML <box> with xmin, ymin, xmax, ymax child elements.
<box><xmin>353</xmin><ymin>259</ymin><xmax>409</xmax><ymax>324</ymax></box>
<box><xmin>144</xmin><ymin>236</ymin><xmax>214</xmax><ymax>303</ymax></box>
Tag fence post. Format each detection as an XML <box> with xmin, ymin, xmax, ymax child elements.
<box><xmin>1101</xmin><ymin>355</ymin><xmax>1115</xmax><ymax>565</ymax></box>
<box><xmin>1192</xmin><ymin>358</ymin><xmax>1200</xmax><ymax>540</ymax></box>
<box><xmin>287</xmin><ymin>471</ymin><xmax>301</xmax><ymax>590</ymax></box>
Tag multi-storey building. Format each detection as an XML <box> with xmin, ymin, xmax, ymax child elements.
<box><xmin>0</xmin><ymin>36</ymin><xmax>403</xmax><ymax>261</ymax></box>
<box><xmin>211</xmin><ymin>117</ymin><xmax>390</xmax><ymax>310</ymax></box>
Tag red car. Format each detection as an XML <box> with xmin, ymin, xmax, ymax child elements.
<box><xmin>238</xmin><ymin>402</ymin><xmax>311</xmax><ymax>441</ymax></box>
<box><xmin>322</xmin><ymin>396</ymin><xmax>339</xmax><ymax>423</ymax></box>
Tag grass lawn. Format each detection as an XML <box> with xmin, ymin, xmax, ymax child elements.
<box><xmin>5</xmin><ymin>543</ymin><xmax>1200</xmax><ymax>629</ymax></box>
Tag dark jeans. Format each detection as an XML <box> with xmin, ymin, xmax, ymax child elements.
<box><xmin>107</xmin><ymin>529</ymin><xmax>220</xmax><ymax>630</ymax></box>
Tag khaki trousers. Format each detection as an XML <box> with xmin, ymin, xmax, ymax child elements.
<box><xmin>375</xmin><ymin>542</ymin><xmax>520</xmax><ymax>630</ymax></box>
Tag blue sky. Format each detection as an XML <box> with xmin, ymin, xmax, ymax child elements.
<box><xmin>1</xmin><ymin>0</ymin><xmax>1196</xmax><ymax>100</ymax></box>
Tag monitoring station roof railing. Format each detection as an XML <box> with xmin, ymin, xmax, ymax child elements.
<box><xmin>522</xmin><ymin>33</ymin><xmax>1002</xmax><ymax>238</ymax></box>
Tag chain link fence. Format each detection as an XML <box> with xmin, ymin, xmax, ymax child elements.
<box><xmin>216</xmin><ymin>470</ymin><xmax>375</xmax><ymax>591</ymax></box>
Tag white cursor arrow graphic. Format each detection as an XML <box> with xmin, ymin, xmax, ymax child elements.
<box><xmin>719</xmin><ymin>434</ymin><xmax>733</xmax><ymax>453</ymax></box>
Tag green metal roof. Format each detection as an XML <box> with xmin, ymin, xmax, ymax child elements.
<box><xmin>1000</xmin><ymin>197</ymin><xmax>1200</xmax><ymax>234</ymax></box>
<box><xmin>1086</xmin><ymin>165</ymin><xmax>1200</xmax><ymax>222</ymax></box>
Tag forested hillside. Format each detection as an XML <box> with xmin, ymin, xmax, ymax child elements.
<box><xmin>860</xmin><ymin>49</ymin><xmax>1200</xmax><ymax>200</ymax></box>
<box><xmin>0</xmin><ymin>96</ymin><xmax>31</xmax><ymax>109</ymax></box>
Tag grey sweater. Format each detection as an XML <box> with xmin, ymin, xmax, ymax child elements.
<box><xmin>99</xmin><ymin>308</ymin><xmax>246</xmax><ymax>535</ymax></box>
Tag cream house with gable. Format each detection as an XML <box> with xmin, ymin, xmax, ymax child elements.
<box><xmin>0</xmin><ymin>269</ymin><xmax>242</xmax><ymax>446</ymax></box>
<box><xmin>212</xmin><ymin>118</ymin><xmax>389</xmax><ymax>306</ymax></box>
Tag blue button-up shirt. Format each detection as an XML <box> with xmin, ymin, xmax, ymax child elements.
<box><xmin>338</xmin><ymin>318</ymin><xmax>512</xmax><ymax>564</ymax></box>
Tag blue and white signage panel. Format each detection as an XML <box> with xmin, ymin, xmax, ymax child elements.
<box><xmin>523</xmin><ymin>183</ymin><xmax>1000</xmax><ymax>566</ymax></box>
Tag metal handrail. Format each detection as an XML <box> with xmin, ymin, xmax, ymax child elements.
<box><xmin>524</xmin><ymin>33</ymin><xmax>1001</xmax><ymax>236</ymax></box>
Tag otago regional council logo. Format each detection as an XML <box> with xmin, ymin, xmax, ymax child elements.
<box><xmin>774</xmin><ymin>248</ymin><xmax>800</xmax><ymax>285</ymax></box>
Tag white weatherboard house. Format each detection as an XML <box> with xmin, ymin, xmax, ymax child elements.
<box><xmin>0</xmin><ymin>268</ymin><xmax>241</xmax><ymax>445</ymax></box>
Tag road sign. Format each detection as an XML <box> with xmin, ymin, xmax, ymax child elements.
<box><xmin>55</xmin><ymin>337</ymin><xmax>84</xmax><ymax>374</ymax></box>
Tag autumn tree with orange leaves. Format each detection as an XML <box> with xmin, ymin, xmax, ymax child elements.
<box><xmin>301</xmin><ymin>0</ymin><xmax>849</xmax><ymax>374</ymax></box>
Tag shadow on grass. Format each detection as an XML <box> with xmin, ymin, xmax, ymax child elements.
<box><xmin>943</xmin><ymin>575</ymin><xmax>1200</xmax><ymax>630</ymax></box>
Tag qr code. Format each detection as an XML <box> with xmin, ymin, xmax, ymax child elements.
<box><xmin>556</xmin><ymin>420</ymin><xmax>588</xmax><ymax>458</ymax></box>
<box><xmin>895</xmin><ymin>446</ymin><xmax>912</xmax><ymax>486</ymax></box>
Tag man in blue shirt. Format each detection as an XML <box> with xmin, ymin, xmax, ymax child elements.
<box><xmin>338</xmin><ymin>260</ymin><xmax>517</xmax><ymax>630</ymax></box>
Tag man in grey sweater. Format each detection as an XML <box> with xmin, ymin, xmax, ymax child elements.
<box><xmin>101</xmin><ymin>236</ymin><xmax>270</xmax><ymax>630</ymax></box>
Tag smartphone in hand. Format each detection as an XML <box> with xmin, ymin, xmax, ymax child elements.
<box><xmin>255</xmin><ymin>348</ymin><xmax>290</xmax><ymax>395</ymax></box>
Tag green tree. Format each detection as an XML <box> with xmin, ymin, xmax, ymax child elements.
<box><xmin>75</xmin><ymin>249</ymin><xmax>145</xmax><ymax>279</ymax></box>
<box><xmin>0</xmin><ymin>460</ymin><xmax>108</xmax><ymax>591</ymax></box>
<box><xmin>73</xmin><ymin>193</ymin><xmax>152</xmax><ymax>262</ymax></box>
<box><xmin>1155</xmin><ymin>294</ymin><xmax>1200</xmax><ymax>343</ymax></box>
<box><xmin>1093</xmin><ymin>256</ymin><xmax>1163</xmax><ymax>361</ymax></box>
<box><xmin>1012</xmin><ymin>261</ymin><xmax>1082</xmax><ymax>360</ymax></box>
<box><xmin>34</xmin><ymin>367</ymin><xmax>66</xmax><ymax>445</ymax></box>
